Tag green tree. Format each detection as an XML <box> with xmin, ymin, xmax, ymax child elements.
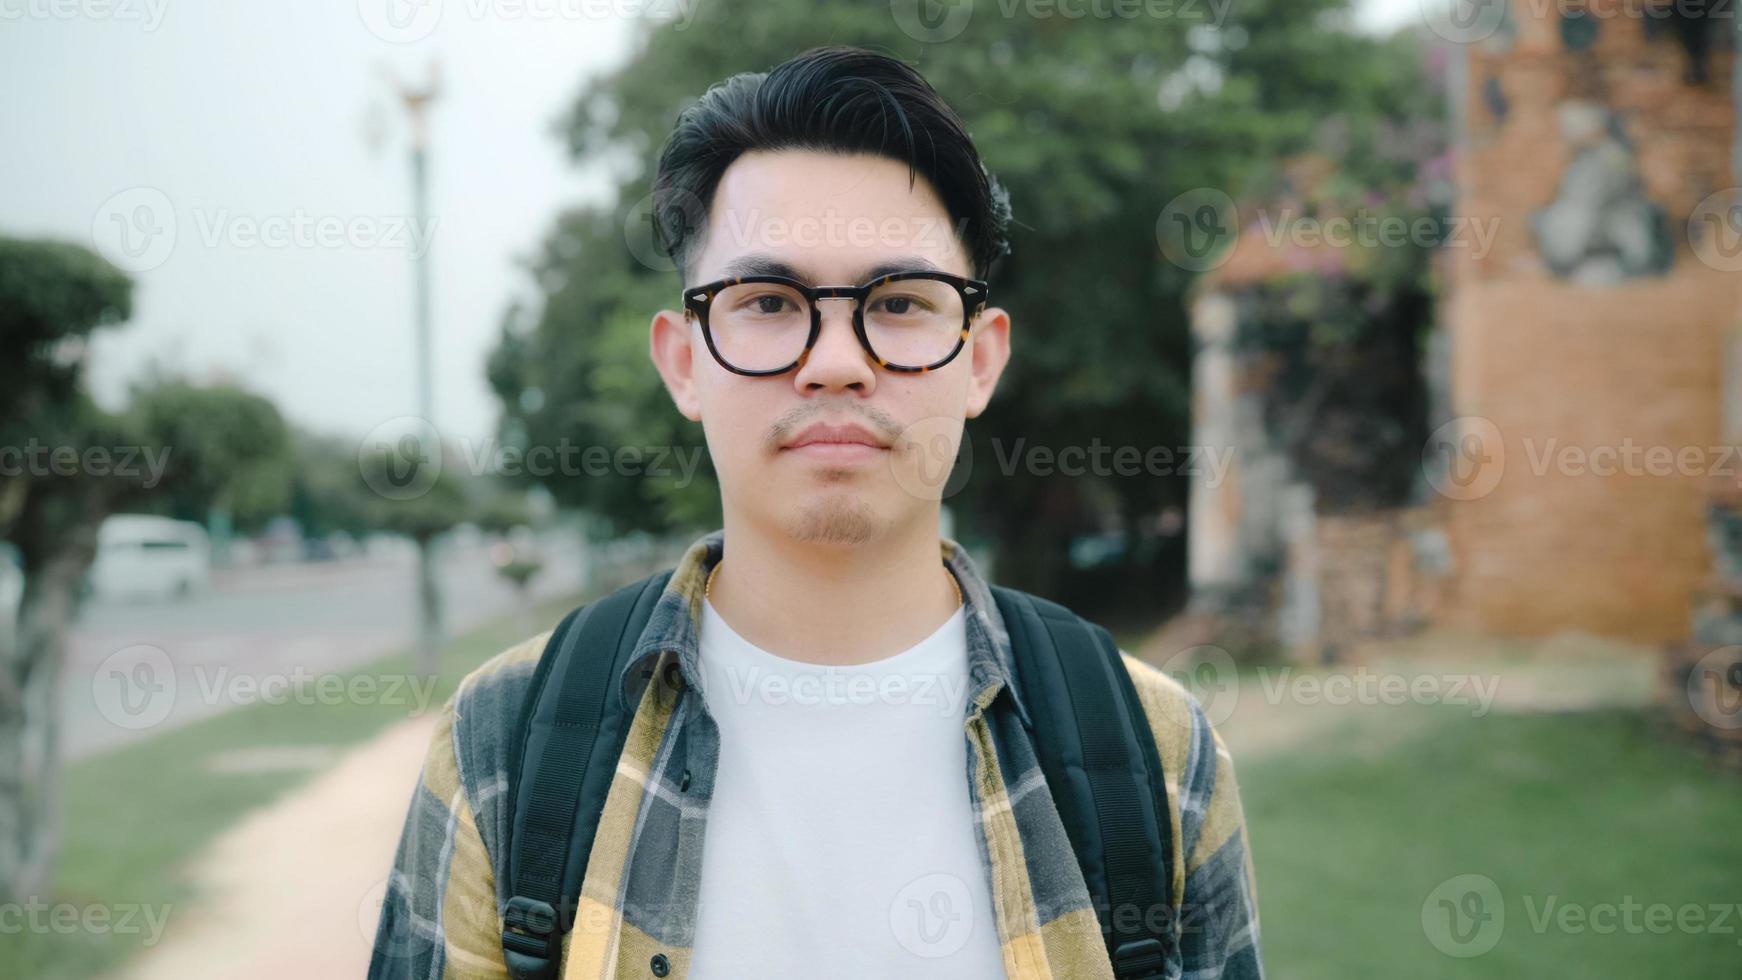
<box><xmin>288</xmin><ymin>429</ymin><xmax>384</xmax><ymax>541</ymax></box>
<box><xmin>0</xmin><ymin>238</ymin><xmax>134</xmax><ymax>901</ymax></box>
<box><xmin>488</xmin><ymin>2</ymin><xmax>1442</xmax><ymax>611</ymax></box>
<box><xmin>127</xmin><ymin>376</ymin><xmax>295</xmax><ymax>531</ymax></box>
<box><xmin>0</xmin><ymin>238</ymin><xmax>134</xmax><ymax>527</ymax></box>
<box><xmin>0</xmin><ymin>237</ymin><xmax>295</xmax><ymax>900</ymax></box>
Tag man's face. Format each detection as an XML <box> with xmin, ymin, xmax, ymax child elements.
<box><xmin>650</xmin><ymin>149</ymin><xmax>1011</xmax><ymax>546</ymax></box>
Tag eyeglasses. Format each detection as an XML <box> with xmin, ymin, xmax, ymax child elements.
<box><xmin>682</xmin><ymin>270</ymin><xmax>989</xmax><ymax>377</ymax></box>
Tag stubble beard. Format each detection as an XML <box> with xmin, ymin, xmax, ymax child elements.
<box><xmin>782</xmin><ymin>480</ymin><xmax>885</xmax><ymax>546</ymax></box>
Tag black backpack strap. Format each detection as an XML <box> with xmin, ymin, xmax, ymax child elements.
<box><xmin>993</xmin><ymin>585</ymin><xmax>1177</xmax><ymax>980</ymax></box>
<box><xmin>500</xmin><ymin>569</ymin><xmax>673</xmax><ymax>980</ymax></box>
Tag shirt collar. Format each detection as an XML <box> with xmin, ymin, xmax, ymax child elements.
<box><xmin>616</xmin><ymin>526</ymin><xmax>1034</xmax><ymax>730</ymax></box>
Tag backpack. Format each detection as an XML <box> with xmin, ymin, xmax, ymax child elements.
<box><xmin>498</xmin><ymin>569</ymin><xmax>1176</xmax><ymax>980</ymax></box>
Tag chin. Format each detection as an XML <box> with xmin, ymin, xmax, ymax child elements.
<box><xmin>777</xmin><ymin>495</ymin><xmax>886</xmax><ymax>546</ymax></box>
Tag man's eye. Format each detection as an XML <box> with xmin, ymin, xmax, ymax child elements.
<box><xmin>874</xmin><ymin>295</ymin><xmax>930</xmax><ymax>316</ymax></box>
<box><xmin>741</xmin><ymin>294</ymin><xmax>794</xmax><ymax>315</ymax></box>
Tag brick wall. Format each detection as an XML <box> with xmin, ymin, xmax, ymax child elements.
<box><xmin>1443</xmin><ymin>1</ymin><xmax>1741</xmax><ymax>644</ymax></box>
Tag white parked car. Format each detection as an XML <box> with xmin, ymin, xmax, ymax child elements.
<box><xmin>88</xmin><ymin>515</ymin><xmax>211</xmax><ymax>601</ymax></box>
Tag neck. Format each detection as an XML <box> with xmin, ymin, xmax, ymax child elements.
<box><xmin>706</xmin><ymin>511</ymin><xmax>962</xmax><ymax>666</ymax></box>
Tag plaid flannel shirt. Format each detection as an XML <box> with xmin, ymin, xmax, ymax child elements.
<box><xmin>370</xmin><ymin>527</ymin><xmax>1264</xmax><ymax>979</ymax></box>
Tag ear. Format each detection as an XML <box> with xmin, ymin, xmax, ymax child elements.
<box><xmin>650</xmin><ymin>308</ymin><xmax>704</xmax><ymax>422</ymax></box>
<box><xmin>963</xmin><ymin>305</ymin><xmax>1011</xmax><ymax>419</ymax></box>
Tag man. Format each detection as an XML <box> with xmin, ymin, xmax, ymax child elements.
<box><xmin>371</xmin><ymin>44</ymin><xmax>1263</xmax><ymax>980</ymax></box>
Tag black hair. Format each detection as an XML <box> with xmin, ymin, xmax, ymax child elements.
<box><xmin>651</xmin><ymin>45</ymin><xmax>1012</xmax><ymax>283</ymax></box>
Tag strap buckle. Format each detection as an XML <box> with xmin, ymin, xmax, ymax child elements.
<box><xmin>502</xmin><ymin>896</ymin><xmax>560</xmax><ymax>980</ymax></box>
<box><xmin>1112</xmin><ymin>937</ymin><xmax>1167</xmax><ymax>980</ymax></box>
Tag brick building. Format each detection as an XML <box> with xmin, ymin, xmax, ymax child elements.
<box><xmin>1188</xmin><ymin>2</ymin><xmax>1740</xmax><ymax>654</ymax></box>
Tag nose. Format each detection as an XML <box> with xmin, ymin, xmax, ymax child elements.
<box><xmin>791</xmin><ymin>295</ymin><xmax>878</xmax><ymax>393</ymax></box>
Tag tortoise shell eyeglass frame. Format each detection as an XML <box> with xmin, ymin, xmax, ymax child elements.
<box><xmin>681</xmin><ymin>270</ymin><xmax>990</xmax><ymax>377</ymax></box>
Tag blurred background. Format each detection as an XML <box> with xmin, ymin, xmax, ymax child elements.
<box><xmin>3</xmin><ymin>0</ymin><xmax>1741</xmax><ymax>977</ymax></box>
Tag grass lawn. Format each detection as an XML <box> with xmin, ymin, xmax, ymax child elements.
<box><xmin>1241</xmin><ymin>703</ymin><xmax>1742</xmax><ymax>978</ymax></box>
<box><xmin>6</xmin><ymin>588</ymin><xmax>591</xmax><ymax>980</ymax></box>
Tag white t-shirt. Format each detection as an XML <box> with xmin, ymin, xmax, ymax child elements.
<box><xmin>688</xmin><ymin>596</ymin><xmax>1007</xmax><ymax>979</ymax></box>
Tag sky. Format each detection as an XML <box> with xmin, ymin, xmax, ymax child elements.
<box><xmin>1</xmin><ymin>0</ymin><xmax>1421</xmax><ymax>446</ymax></box>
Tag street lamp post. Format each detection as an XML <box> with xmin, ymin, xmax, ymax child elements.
<box><xmin>389</xmin><ymin>63</ymin><xmax>445</xmax><ymax>675</ymax></box>
<box><xmin>400</xmin><ymin>74</ymin><xmax>438</xmax><ymax>425</ymax></box>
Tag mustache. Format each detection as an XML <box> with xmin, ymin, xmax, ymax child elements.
<box><xmin>769</xmin><ymin>407</ymin><xmax>902</xmax><ymax>451</ymax></box>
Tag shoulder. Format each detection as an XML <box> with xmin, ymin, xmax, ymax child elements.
<box><xmin>1116</xmin><ymin>649</ymin><xmax>1241</xmax><ymax>831</ymax></box>
<box><xmin>449</xmin><ymin>629</ymin><xmax>552</xmax><ymax>743</ymax></box>
<box><xmin>435</xmin><ymin>630</ymin><xmax>556</xmax><ymax>860</ymax></box>
<box><xmin>1117</xmin><ymin>649</ymin><xmax>1254</xmax><ymax>886</ymax></box>
<box><xmin>1115</xmin><ymin>650</ymin><xmax>1199</xmax><ymax>721</ymax></box>
<box><xmin>1116</xmin><ymin>649</ymin><xmax>1219</xmax><ymax>774</ymax></box>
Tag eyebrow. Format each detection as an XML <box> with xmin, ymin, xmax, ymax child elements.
<box><xmin>714</xmin><ymin>254</ymin><xmax>948</xmax><ymax>284</ymax></box>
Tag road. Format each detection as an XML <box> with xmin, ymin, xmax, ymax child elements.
<box><xmin>62</xmin><ymin>532</ymin><xmax>592</xmax><ymax>760</ymax></box>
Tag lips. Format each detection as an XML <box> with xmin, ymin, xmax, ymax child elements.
<box><xmin>783</xmin><ymin>421</ymin><xmax>889</xmax><ymax>450</ymax></box>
